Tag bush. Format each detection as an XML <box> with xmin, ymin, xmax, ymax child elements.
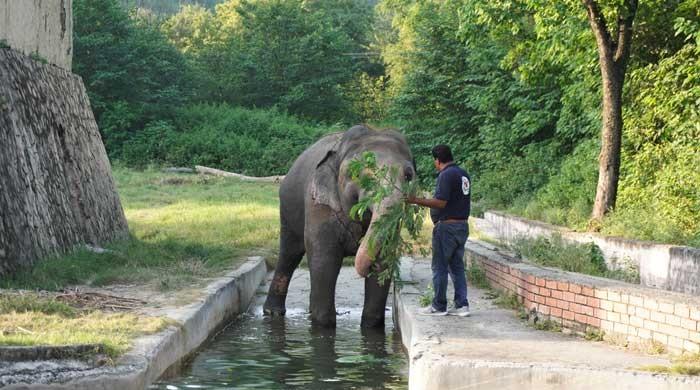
<box><xmin>118</xmin><ymin>104</ymin><xmax>335</xmax><ymax>175</ymax></box>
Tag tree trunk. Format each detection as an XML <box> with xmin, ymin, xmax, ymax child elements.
<box><xmin>583</xmin><ymin>0</ymin><xmax>637</xmax><ymax>224</ymax></box>
<box><xmin>0</xmin><ymin>48</ymin><xmax>129</xmax><ymax>275</ymax></box>
<box><xmin>591</xmin><ymin>61</ymin><xmax>624</xmax><ymax>220</ymax></box>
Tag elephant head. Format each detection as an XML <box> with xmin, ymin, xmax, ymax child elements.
<box><xmin>311</xmin><ymin>125</ymin><xmax>415</xmax><ymax>278</ymax></box>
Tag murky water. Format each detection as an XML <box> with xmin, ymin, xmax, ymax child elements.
<box><xmin>152</xmin><ymin>306</ymin><xmax>408</xmax><ymax>390</ymax></box>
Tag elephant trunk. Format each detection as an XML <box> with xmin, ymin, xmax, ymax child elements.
<box><xmin>354</xmin><ymin>194</ymin><xmax>400</xmax><ymax>278</ymax></box>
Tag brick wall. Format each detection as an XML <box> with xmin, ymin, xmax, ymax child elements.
<box><xmin>466</xmin><ymin>241</ymin><xmax>700</xmax><ymax>354</ymax></box>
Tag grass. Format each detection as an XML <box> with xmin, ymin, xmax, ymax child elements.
<box><xmin>2</xmin><ymin>167</ymin><xmax>281</xmax><ymax>291</ymax></box>
<box><xmin>0</xmin><ymin>292</ymin><xmax>170</xmax><ymax>358</ymax></box>
<box><xmin>0</xmin><ymin>168</ymin><xmax>279</xmax><ymax>356</ymax></box>
<box><xmin>466</xmin><ymin>261</ymin><xmax>490</xmax><ymax>289</ymax></box>
<box><xmin>512</xmin><ymin>234</ymin><xmax>640</xmax><ymax>284</ymax></box>
<box><xmin>418</xmin><ymin>284</ymin><xmax>434</xmax><ymax>307</ymax></box>
<box><xmin>639</xmin><ymin>353</ymin><xmax>700</xmax><ymax>376</ymax></box>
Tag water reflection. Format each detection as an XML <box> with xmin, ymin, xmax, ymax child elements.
<box><xmin>153</xmin><ymin>309</ymin><xmax>407</xmax><ymax>389</ymax></box>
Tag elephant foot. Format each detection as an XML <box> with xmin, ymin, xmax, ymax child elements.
<box><xmin>361</xmin><ymin>313</ymin><xmax>386</xmax><ymax>328</ymax></box>
<box><xmin>310</xmin><ymin>312</ymin><xmax>337</xmax><ymax>328</ymax></box>
<box><xmin>263</xmin><ymin>297</ymin><xmax>286</xmax><ymax>317</ymax></box>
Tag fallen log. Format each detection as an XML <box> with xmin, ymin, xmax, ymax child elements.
<box><xmin>195</xmin><ymin>165</ymin><xmax>285</xmax><ymax>183</ymax></box>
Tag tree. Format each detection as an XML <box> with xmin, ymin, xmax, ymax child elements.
<box><xmin>582</xmin><ymin>0</ymin><xmax>638</xmax><ymax>222</ymax></box>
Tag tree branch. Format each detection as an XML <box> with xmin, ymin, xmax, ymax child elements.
<box><xmin>582</xmin><ymin>0</ymin><xmax>613</xmax><ymax>59</ymax></box>
<box><xmin>613</xmin><ymin>0</ymin><xmax>638</xmax><ymax>65</ymax></box>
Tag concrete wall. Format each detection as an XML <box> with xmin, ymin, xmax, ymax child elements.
<box><xmin>0</xmin><ymin>0</ymin><xmax>73</xmax><ymax>70</ymax></box>
<box><xmin>481</xmin><ymin>211</ymin><xmax>700</xmax><ymax>295</ymax></box>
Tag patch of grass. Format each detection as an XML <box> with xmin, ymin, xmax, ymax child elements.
<box><xmin>29</xmin><ymin>51</ymin><xmax>48</xmax><ymax>64</ymax></box>
<box><xmin>584</xmin><ymin>329</ymin><xmax>605</xmax><ymax>341</ymax></box>
<box><xmin>493</xmin><ymin>293</ymin><xmax>521</xmax><ymax>310</ymax></box>
<box><xmin>533</xmin><ymin>319</ymin><xmax>562</xmax><ymax>332</ymax></box>
<box><xmin>0</xmin><ymin>39</ymin><xmax>8</xmax><ymax>49</ymax></box>
<box><xmin>512</xmin><ymin>235</ymin><xmax>640</xmax><ymax>283</ymax></box>
<box><xmin>0</xmin><ymin>311</ymin><xmax>171</xmax><ymax>358</ymax></box>
<box><xmin>639</xmin><ymin>353</ymin><xmax>700</xmax><ymax>376</ymax></box>
<box><xmin>645</xmin><ymin>340</ymin><xmax>667</xmax><ymax>355</ymax></box>
<box><xmin>0</xmin><ymin>293</ymin><xmax>171</xmax><ymax>358</ymax></box>
<box><xmin>1</xmin><ymin>167</ymin><xmax>281</xmax><ymax>291</ymax></box>
<box><xmin>418</xmin><ymin>284</ymin><xmax>434</xmax><ymax>307</ymax></box>
<box><xmin>466</xmin><ymin>262</ymin><xmax>490</xmax><ymax>289</ymax></box>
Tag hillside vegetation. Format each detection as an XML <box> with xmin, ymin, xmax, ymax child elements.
<box><xmin>73</xmin><ymin>0</ymin><xmax>699</xmax><ymax>246</ymax></box>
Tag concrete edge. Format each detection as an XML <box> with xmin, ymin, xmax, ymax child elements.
<box><xmin>393</xmin><ymin>258</ymin><xmax>700</xmax><ymax>390</ymax></box>
<box><xmin>5</xmin><ymin>257</ymin><xmax>267</xmax><ymax>390</ymax></box>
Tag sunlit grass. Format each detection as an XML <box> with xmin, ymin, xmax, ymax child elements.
<box><xmin>1</xmin><ymin>167</ymin><xmax>281</xmax><ymax>291</ymax></box>
<box><xmin>0</xmin><ymin>292</ymin><xmax>171</xmax><ymax>358</ymax></box>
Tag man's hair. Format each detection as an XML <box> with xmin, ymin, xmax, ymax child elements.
<box><xmin>431</xmin><ymin>144</ymin><xmax>453</xmax><ymax>163</ymax></box>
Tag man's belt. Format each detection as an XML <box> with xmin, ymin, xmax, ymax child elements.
<box><xmin>438</xmin><ymin>218</ymin><xmax>467</xmax><ymax>224</ymax></box>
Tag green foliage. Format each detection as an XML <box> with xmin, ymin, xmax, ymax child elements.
<box><xmin>493</xmin><ymin>293</ymin><xmax>521</xmax><ymax>310</ymax></box>
<box><xmin>584</xmin><ymin>329</ymin><xmax>605</xmax><ymax>342</ymax></box>
<box><xmin>418</xmin><ymin>284</ymin><xmax>434</xmax><ymax>307</ymax></box>
<box><xmin>348</xmin><ymin>151</ymin><xmax>424</xmax><ymax>285</ymax></box>
<box><xmin>0</xmin><ymin>294</ymin><xmax>75</xmax><ymax>317</ymax></box>
<box><xmin>119</xmin><ymin>104</ymin><xmax>333</xmax><ymax>175</ymax></box>
<box><xmin>466</xmin><ymin>262</ymin><xmax>490</xmax><ymax>289</ymax></box>
<box><xmin>512</xmin><ymin>235</ymin><xmax>640</xmax><ymax>283</ymax></box>
<box><xmin>378</xmin><ymin>0</ymin><xmax>699</xmax><ymax>246</ymax></box>
<box><xmin>73</xmin><ymin>0</ymin><xmax>191</xmax><ymax>154</ymax></box>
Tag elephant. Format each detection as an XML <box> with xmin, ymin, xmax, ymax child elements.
<box><xmin>263</xmin><ymin>125</ymin><xmax>415</xmax><ymax>328</ymax></box>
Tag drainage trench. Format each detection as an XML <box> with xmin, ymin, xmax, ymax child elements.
<box><xmin>151</xmin><ymin>267</ymin><xmax>409</xmax><ymax>389</ymax></box>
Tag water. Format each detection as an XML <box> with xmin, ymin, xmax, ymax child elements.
<box><xmin>152</xmin><ymin>306</ymin><xmax>408</xmax><ymax>390</ymax></box>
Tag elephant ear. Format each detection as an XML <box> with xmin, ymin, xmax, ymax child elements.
<box><xmin>310</xmin><ymin>149</ymin><xmax>342</xmax><ymax>211</ymax></box>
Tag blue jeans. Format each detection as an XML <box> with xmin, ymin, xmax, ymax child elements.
<box><xmin>431</xmin><ymin>222</ymin><xmax>469</xmax><ymax>312</ymax></box>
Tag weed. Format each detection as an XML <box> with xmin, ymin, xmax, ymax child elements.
<box><xmin>0</xmin><ymin>293</ymin><xmax>75</xmax><ymax>317</ymax></box>
<box><xmin>418</xmin><ymin>284</ymin><xmax>434</xmax><ymax>307</ymax></box>
<box><xmin>533</xmin><ymin>319</ymin><xmax>562</xmax><ymax>332</ymax></box>
<box><xmin>639</xmin><ymin>353</ymin><xmax>700</xmax><ymax>376</ymax></box>
<box><xmin>466</xmin><ymin>262</ymin><xmax>490</xmax><ymax>289</ymax></box>
<box><xmin>29</xmin><ymin>52</ymin><xmax>48</xmax><ymax>64</ymax></box>
<box><xmin>512</xmin><ymin>235</ymin><xmax>638</xmax><ymax>283</ymax></box>
<box><xmin>584</xmin><ymin>329</ymin><xmax>605</xmax><ymax>341</ymax></box>
<box><xmin>493</xmin><ymin>293</ymin><xmax>521</xmax><ymax>310</ymax></box>
<box><xmin>0</xmin><ymin>39</ymin><xmax>8</xmax><ymax>49</ymax></box>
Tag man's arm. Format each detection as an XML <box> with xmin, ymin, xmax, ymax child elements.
<box><xmin>406</xmin><ymin>195</ymin><xmax>447</xmax><ymax>209</ymax></box>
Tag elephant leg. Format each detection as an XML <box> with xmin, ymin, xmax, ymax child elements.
<box><xmin>307</xmin><ymin>240</ymin><xmax>343</xmax><ymax>328</ymax></box>
<box><xmin>263</xmin><ymin>225</ymin><xmax>305</xmax><ymax>316</ymax></box>
<box><xmin>361</xmin><ymin>273</ymin><xmax>391</xmax><ymax>328</ymax></box>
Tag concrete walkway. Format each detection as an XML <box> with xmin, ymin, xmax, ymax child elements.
<box><xmin>394</xmin><ymin>257</ymin><xmax>700</xmax><ymax>390</ymax></box>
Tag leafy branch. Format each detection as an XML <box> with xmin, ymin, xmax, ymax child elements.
<box><xmin>347</xmin><ymin>152</ymin><xmax>425</xmax><ymax>285</ymax></box>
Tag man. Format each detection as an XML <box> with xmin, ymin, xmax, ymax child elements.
<box><xmin>406</xmin><ymin>145</ymin><xmax>471</xmax><ymax>317</ymax></box>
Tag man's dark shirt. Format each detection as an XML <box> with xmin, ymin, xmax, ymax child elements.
<box><xmin>430</xmin><ymin>163</ymin><xmax>471</xmax><ymax>224</ymax></box>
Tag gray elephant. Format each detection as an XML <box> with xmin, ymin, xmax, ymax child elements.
<box><xmin>263</xmin><ymin>125</ymin><xmax>415</xmax><ymax>328</ymax></box>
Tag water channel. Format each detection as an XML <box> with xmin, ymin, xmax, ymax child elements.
<box><xmin>152</xmin><ymin>268</ymin><xmax>409</xmax><ymax>390</ymax></box>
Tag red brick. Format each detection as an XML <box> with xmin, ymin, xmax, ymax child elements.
<box><xmin>536</xmin><ymin>278</ymin><xmax>546</xmax><ymax>287</ymax></box>
<box><xmin>582</xmin><ymin>305</ymin><xmax>594</xmax><ymax>316</ymax></box>
<box><xmin>575</xmin><ymin>295</ymin><xmax>587</xmax><ymax>304</ymax></box>
<box><xmin>526</xmin><ymin>283</ymin><xmax>539</xmax><ymax>293</ymax></box>
<box><xmin>545</xmin><ymin>297</ymin><xmax>558</xmax><ymax>307</ymax></box>
<box><xmin>582</xmin><ymin>286</ymin><xmax>595</xmax><ymax>297</ymax></box>
<box><xmin>557</xmin><ymin>300</ymin><xmax>570</xmax><ymax>310</ymax></box>
<box><xmin>557</xmin><ymin>281</ymin><xmax>569</xmax><ymax>291</ymax></box>
<box><xmin>569</xmin><ymin>284</ymin><xmax>582</xmax><ymax>294</ymax></box>
<box><xmin>526</xmin><ymin>292</ymin><xmax>536</xmax><ymax>302</ymax></box>
<box><xmin>546</xmin><ymin>280</ymin><xmax>558</xmax><ymax>289</ymax></box>
<box><xmin>551</xmin><ymin>307</ymin><xmax>563</xmax><ymax>317</ymax></box>
<box><xmin>563</xmin><ymin>291</ymin><xmax>576</xmax><ymax>302</ymax></box>
<box><xmin>587</xmin><ymin>316</ymin><xmax>601</xmax><ymax>327</ymax></box>
<box><xmin>563</xmin><ymin>310</ymin><xmax>575</xmax><ymax>320</ymax></box>
<box><xmin>551</xmin><ymin>290</ymin><xmax>563</xmax><ymax>300</ymax></box>
<box><xmin>594</xmin><ymin>308</ymin><xmax>607</xmax><ymax>319</ymax></box>
<box><xmin>570</xmin><ymin>303</ymin><xmax>583</xmax><ymax>314</ymax></box>
<box><xmin>575</xmin><ymin>313</ymin><xmax>588</xmax><ymax>324</ymax></box>
<box><xmin>587</xmin><ymin>297</ymin><xmax>600</xmax><ymax>308</ymax></box>
<box><xmin>534</xmin><ymin>295</ymin><xmax>546</xmax><ymax>304</ymax></box>
<box><xmin>539</xmin><ymin>287</ymin><xmax>551</xmax><ymax>297</ymax></box>
<box><xmin>526</xmin><ymin>275</ymin><xmax>536</xmax><ymax>284</ymax></box>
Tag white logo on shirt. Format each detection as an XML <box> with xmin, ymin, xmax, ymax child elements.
<box><xmin>461</xmin><ymin>176</ymin><xmax>470</xmax><ymax>195</ymax></box>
